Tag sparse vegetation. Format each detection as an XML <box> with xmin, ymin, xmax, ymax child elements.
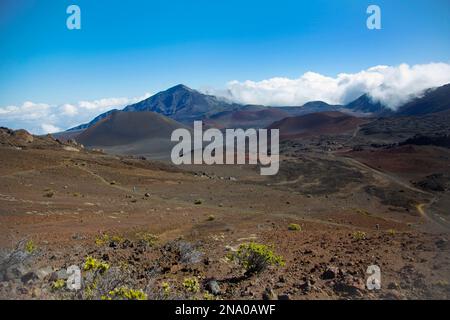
<box><xmin>25</xmin><ymin>240</ymin><xmax>36</xmax><ymax>254</ymax></box>
<box><xmin>161</xmin><ymin>282</ymin><xmax>171</xmax><ymax>299</ymax></box>
<box><xmin>203</xmin><ymin>292</ymin><xmax>216</xmax><ymax>300</ymax></box>
<box><xmin>352</xmin><ymin>231</ymin><xmax>367</xmax><ymax>241</ymax></box>
<box><xmin>356</xmin><ymin>209</ymin><xmax>371</xmax><ymax>216</ymax></box>
<box><xmin>83</xmin><ymin>256</ymin><xmax>110</xmax><ymax>273</ymax></box>
<box><xmin>434</xmin><ymin>280</ymin><xmax>449</xmax><ymax>288</ymax></box>
<box><xmin>43</xmin><ymin>190</ymin><xmax>55</xmax><ymax>198</ymax></box>
<box><xmin>194</xmin><ymin>199</ymin><xmax>203</xmax><ymax>205</ymax></box>
<box><xmin>95</xmin><ymin>234</ymin><xmax>110</xmax><ymax>246</ymax></box>
<box><xmin>288</xmin><ymin>223</ymin><xmax>301</xmax><ymax>231</ymax></box>
<box><xmin>95</xmin><ymin>233</ymin><xmax>125</xmax><ymax>246</ymax></box>
<box><xmin>387</xmin><ymin>229</ymin><xmax>396</xmax><ymax>236</ymax></box>
<box><xmin>101</xmin><ymin>287</ymin><xmax>147</xmax><ymax>300</ymax></box>
<box><xmin>111</xmin><ymin>235</ymin><xmax>125</xmax><ymax>244</ymax></box>
<box><xmin>207</xmin><ymin>215</ymin><xmax>215</xmax><ymax>221</ymax></box>
<box><xmin>136</xmin><ymin>232</ymin><xmax>158</xmax><ymax>247</ymax></box>
<box><xmin>183</xmin><ymin>277</ymin><xmax>200</xmax><ymax>293</ymax></box>
<box><xmin>51</xmin><ymin>279</ymin><xmax>66</xmax><ymax>290</ymax></box>
<box><xmin>229</xmin><ymin>242</ymin><xmax>285</xmax><ymax>275</ymax></box>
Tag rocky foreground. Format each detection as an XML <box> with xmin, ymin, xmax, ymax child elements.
<box><xmin>0</xmin><ymin>128</ymin><xmax>449</xmax><ymax>300</ymax></box>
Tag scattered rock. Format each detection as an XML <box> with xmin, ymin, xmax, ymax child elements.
<box><xmin>3</xmin><ymin>264</ymin><xmax>30</xmax><ymax>282</ymax></box>
<box><xmin>50</xmin><ymin>269</ymin><xmax>69</xmax><ymax>281</ymax></box>
<box><xmin>435</xmin><ymin>238</ymin><xmax>448</xmax><ymax>250</ymax></box>
<box><xmin>321</xmin><ymin>266</ymin><xmax>338</xmax><ymax>280</ymax></box>
<box><xmin>262</xmin><ymin>287</ymin><xmax>276</xmax><ymax>300</ymax></box>
<box><xmin>387</xmin><ymin>282</ymin><xmax>399</xmax><ymax>290</ymax></box>
<box><xmin>31</xmin><ymin>287</ymin><xmax>42</xmax><ymax>298</ymax></box>
<box><xmin>71</xmin><ymin>233</ymin><xmax>86</xmax><ymax>240</ymax></box>
<box><xmin>35</xmin><ymin>266</ymin><xmax>53</xmax><ymax>280</ymax></box>
<box><xmin>21</xmin><ymin>271</ymin><xmax>39</xmax><ymax>284</ymax></box>
<box><xmin>206</xmin><ymin>280</ymin><xmax>221</xmax><ymax>296</ymax></box>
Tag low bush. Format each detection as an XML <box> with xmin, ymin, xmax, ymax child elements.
<box><xmin>101</xmin><ymin>287</ymin><xmax>147</xmax><ymax>300</ymax></box>
<box><xmin>229</xmin><ymin>242</ymin><xmax>285</xmax><ymax>275</ymax></box>
<box><xmin>183</xmin><ymin>277</ymin><xmax>200</xmax><ymax>293</ymax></box>
<box><xmin>83</xmin><ymin>256</ymin><xmax>110</xmax><ymax>273</ymax></box>
<box><xmin>25</xmin><ymin>240</ymin><xmax>36</xmax><ymax>254</ymax></box>
<box><xmin>352</xmin><ymin>231</ymin><xmax>367</xmax><ymax>241</ymax></box>
<box><xmin>288</xmin><ymin>223</ymin><xmax>301</xmax><ymax>231</ymax></box>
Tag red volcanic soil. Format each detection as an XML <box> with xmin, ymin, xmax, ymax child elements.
<box><xmin>268</xmin><ymin>111</ymin><xmax>367</xmax><ymax>140</ymax></box>
<box><xmin>230</xmin><ymin>109</ymin><xmax>289</xmax><ymax>121</ymax></box>
<box><xmin>76</xmin><ymin>111</ymin><xmax>187</xmax><ymax>146</ymax></box>
<box><xmin>205</xmin><ymin>108</ymin><xmax>290</xmax><ymax>129</ymax></box>
<box><xmin>343</xmin><ymin>145</ymin><xmax>450</xmax><ymax>175</ymax></box>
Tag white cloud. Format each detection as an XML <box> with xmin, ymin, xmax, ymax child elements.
<box><xmin>1</xmin><ymin>62</ymin><xmax>449</xmax><ymax>135</ymax></box>
<box><xmin>219</xmin><ymin>62</ymin><xmax>450</xmax><ymax>109</ymax></box>
<box><xmin>41</xmin><ymin>123</ymin><xmax>61</xmax><ymax>134</ymax></box>
<box><xmin>0</xmin><ymin>93</ymin><xmax>151</xmax><ymax>135</ymax></box>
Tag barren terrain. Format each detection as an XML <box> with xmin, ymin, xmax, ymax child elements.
<box><xmin>0</xmin><ymin>127</ymin><xmax>449</xmax><ymax>300</ymax></box>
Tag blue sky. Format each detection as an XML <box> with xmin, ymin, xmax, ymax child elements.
<box><xmin>0</xmin><ymin>0</ymin><xmax>449</xmax><ymax>133</ymax></box>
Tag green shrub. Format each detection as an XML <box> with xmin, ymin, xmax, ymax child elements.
<box><xmin>203</xmin><ymin>292</ymin><xmax>216</xmax><ymax>300</ymax></box>
<box><xmin>387</xmin><ymin>229</ymin><xmax>396</xmax><ymax>236</ymax></box>
<box><xmin>102</xmin><ymin>287</ymin><xmax>147</xmax><ymax>300</ymax></box>
<box><xmin>161</xmin><ymin>282</ymin><xmax>171</xmax><ymax>299</ymax></box>
<box><xmin>288</xmin><ymin>223</ymin><xmax>301</xmax><ymax>231</ymax></box>
<box><xmin>183</xmin><ymin>277</ymin><xmax>200</xmax><ymax>293</ymax></box>
<box><xmin>95</xmin><ymin>234</ymin><xmax>109</xmax><ymax>246</ymax></box>
<box><xmin>352</xmin><ymin>231</ymin><xmax>367</xmax><ymax>241</ymax></box>
<box><xmin>207</xmin><ymin>215</ymin><xmax>215</xmax><ymax>221</ymax></box>
<box><xmin>51</xmin><ymin>279</ymin><xmax>66</xmax><ymax>290</ymax></box>
<box><xmin>194</xmin><ymin>199</ymin><xmax>203</xmax><ymax>205</ymax></box>
<box><xmin>25</xmin><ymin>240</ymin><xmax>36</xmax><ymax>254</ymax></box>
<box><xmin>83</xmin><ymin>256</ymin><xmax>110</xmax><ymax>273</ymax></box>
<box><xmin>136</xmin><ymin>232</ymin><xmax>158</xmax><ymax>246</ymax></box>
<box><xmin>229</xmin><ymin>242</ymin><xmax>285</xmax><ymax>275</ymax></box>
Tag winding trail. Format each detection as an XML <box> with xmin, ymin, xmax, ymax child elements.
<box><xmin>339</xmin><ymin>155</ymin><xmax>450</xmax><ymax>232</ymax></box>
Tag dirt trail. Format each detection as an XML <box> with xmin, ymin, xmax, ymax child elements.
<box><xmin>339</xmin><ymin>156</ymin><xmax>429</xmax><ymax>195</ymax></box>
<box><xmin>416</xmin><ymin>198</ymin><xmax>450</xmax><ymax>232</ymax></box>
<box><xmin>336</xmin><ymin>155</ymin><xmax>450</xmax><ymax>232</ymax></box>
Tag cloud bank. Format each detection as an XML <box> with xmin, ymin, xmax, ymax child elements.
<box><xmin>1</xmin><ymin>62</ymin><xmax>449</xmax><ymax>135</ymax></box>
<box><xmin>220</xmin><ymin>63</ymin><xmax>450</xmax><ymax>108</ymax></box>
<box><xmin>0</xmin><ymin>94</ymin><xmax>150</xmax><ymax>135</ymax></box>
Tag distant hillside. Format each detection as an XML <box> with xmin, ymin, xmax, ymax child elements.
<box><xmin>76</xmin><ymin>111</ymin><xmax>188</xmax><ymax>159</ymax></box>
<box><xmin>203</xmin><ymin>101</ymin><xmax>341</xmax><ymax>129</ymax></box>
<box><xmin>68</xmin><ymin>109</ymin><xmax>119</xmax><ymax>131</ymax></box>
<box><xmin>204</xmin><ymin>106</ymin><xmax>290</xmax><ymax>129</ymax></box>
<box><xmin>357</xmin><ymin>109</ymin><xmax>450</xmax><ymax>144</ymax></box>
<box><xmin>393</xmin><ymin>83</ymin><xmax>450</xmax><ymax>116</ymax></box>
<box><xmin>267</xmin><ymin>111</ymin><xmax>367</xmax><ymax>140</ymax></box>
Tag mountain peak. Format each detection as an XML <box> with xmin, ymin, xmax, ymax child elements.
<box><xmin>166</xmin><ymin>84</ymin><xmax>194</xmax><ymax>93</ymax></box>
<box><xmin>345</xmin><ymin>94</ymin><xmax>386</xmax><ymax>114</ymax></box>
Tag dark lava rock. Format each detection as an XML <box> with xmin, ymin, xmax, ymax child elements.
<box><xmin>321</xmin><ymin>266</ymin><xmax>338</xmax><ymax>280</ymax></box>
<box><xmin>21</xmin><ymin>271</ymin><xmax>39</xmax><ymax>284</ymax></box>
<box><xmin>205</xmin><ymin>280</ymin><xmax>221</xmax><ymax>296</ymax></box>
